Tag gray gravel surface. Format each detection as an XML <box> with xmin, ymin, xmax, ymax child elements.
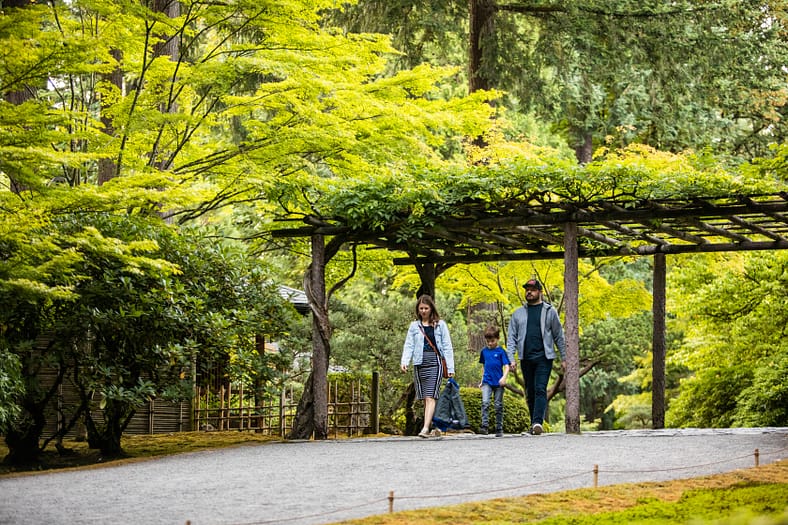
<box><xmin>1</xmin><ymin>427</ymin><xmax>786</xmax><ymax>525</ymax></box>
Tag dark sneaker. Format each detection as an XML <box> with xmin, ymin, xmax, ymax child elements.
<box><xmin>495</xmin><ymin>431</ymin><xmax>503</xmax><ymax>437</ymax></box>
<box><xmin>478</xmin><ymin>427</ymin><xmax>488</xmax><ymax>435</ymax></box>
<box><xmin>531</xmin><ymin>423</ymin><xmax>543</xmax><ymax>435</ymax></box>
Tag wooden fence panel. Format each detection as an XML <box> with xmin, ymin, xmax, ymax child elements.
<box><xmin>40</xmin><ymin>372</ymin><xmax>377</xmax><ymax>439</ymax></box>
<box><xmin>193</xmin><ymin>378</ymin><xmax>376</xmax><ymax>438</ymax></box>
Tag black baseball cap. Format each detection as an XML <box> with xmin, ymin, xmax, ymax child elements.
<box><xmin>523</xmin><ymin>279</ymin><xmax>542</xmax><ymax>291</ymax></box>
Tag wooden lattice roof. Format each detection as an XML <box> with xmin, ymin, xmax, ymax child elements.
<box><xmin>273</xmin><ymin>192</ymin><xmax>788</xmax><ymax>264</ymax></box>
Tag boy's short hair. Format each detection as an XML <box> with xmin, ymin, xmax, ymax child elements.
<box><xmin>484</xmin><ymin>325</ymin><xmax>500</xmax><ymax>339</ymax></box>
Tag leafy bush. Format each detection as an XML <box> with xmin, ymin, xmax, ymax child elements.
<box><xmin>607</xmin><ymin>392</ymin><xmax>652</xmax><ymax>429</ymax></box>
<box><xmin>460</xmin><ymin>386</ymin><xmax>530</xmax><ymax>433</ymax></box>
<box><xmin>0</xmin><ymin>351</ymin><xmax>23</xmax><ymax>431</ymax></box>
<box><xmin>734</xmin><ymin>350</ymin><xmax>788</xmax><ymax>427</ymax></box>
<box><xmin>667</xmin><ymin>366</ymin><xmax>750</xmax><ymax>428</ymax></box>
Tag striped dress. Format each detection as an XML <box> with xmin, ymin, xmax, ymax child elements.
<box><xmin>414</xmin><ymin>324</ymin><xmax>444</xmax><ymax>400</ymax></box>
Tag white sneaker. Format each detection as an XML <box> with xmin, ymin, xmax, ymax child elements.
<box><xmin>531</xmin><ymin>423</ymin><xmax>543</xmax><ymax>435</ymax></box>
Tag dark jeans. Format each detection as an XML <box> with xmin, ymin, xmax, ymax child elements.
<box><xmin>521</xmin><ymin>356</ymin><xmax>553</xmax><ymax>426</ymax></box>
<box><xmin>480</xmin><ymin>383</ymin><xmax>504</xmax><ymax>431</ymax></box>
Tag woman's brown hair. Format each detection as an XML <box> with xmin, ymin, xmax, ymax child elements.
<box><xmin>414</xmin><ymin>294</ymin><xmax>441</xmax><ymax>324</ymax></box>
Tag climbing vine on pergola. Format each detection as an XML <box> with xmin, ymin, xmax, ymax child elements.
<box><xmin>269</xmin><ymin>147</ymin><xmax>788</xmax><ymax>437</ymax></box>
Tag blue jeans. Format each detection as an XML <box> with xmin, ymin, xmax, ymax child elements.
<box><xmin>481</xmin><ymin>383</ymin><xmax>504</xmax><ymax>431</ymax></box>
<box><xmin>522</xmin><ymin>356</ymin><xmax>553</xmax><ymax>426</ymax></box>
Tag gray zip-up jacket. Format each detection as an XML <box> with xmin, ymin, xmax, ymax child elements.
<box><xmin>506</xmin><ymin>301</ymin><xmax>566</xmax><ymax>363</ymax></box>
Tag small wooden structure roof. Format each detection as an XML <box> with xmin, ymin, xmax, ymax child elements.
<box><xmin>278</xmin><ymin>285</ymin><xmax>310</xmax><ymax>315</ymax></box>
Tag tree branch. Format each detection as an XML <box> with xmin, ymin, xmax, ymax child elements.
<box><xmin>328</xmin><ymin>244</ymin><xmax>357</xmax><ymax>301</ymax></box>
<box><xmin>498</xmin><ymin>2</ymin><xmax>714</xmax><ymax>19</ymax></box>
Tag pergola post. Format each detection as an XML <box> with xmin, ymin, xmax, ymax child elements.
<box><xmin>652</xmin><ymin>252</ymin><xmax>667</xmax><ymax>429</ymax></box>
<box><xmin>563</xmin><ymin>222</ymin><xmax>581</xmax><ymax>433</ymax></box>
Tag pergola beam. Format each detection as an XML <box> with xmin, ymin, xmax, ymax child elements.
<box><xmin>577</xmin><ymin>226</ymin><xmax>627</xmax><ymax>248</ymax></box>
<box><xmin>638</xmin><ymin>220</ymin><xmax>709</xmax><ymax>244</ymax></box>
<box><xmin>392</xmin><ymin>240</ymin><xmax>788</xmax><ymax>265</ymax></box>
<box><xmin>599</xmin><ymin>219</ymin><xmax>668</xmax><ymax>246</ymax></box>
<box><xmin>678</xmin><ymin>217</ymin><xmax>751</xmax><ymax>243</ymax></box>
<box><xmin>728</xmin><ymin>215</ymin><xmax>787</xmax><ymax>241</ymax></box>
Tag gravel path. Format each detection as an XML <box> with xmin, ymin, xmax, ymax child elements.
<box><xmin>1</xmin><ymin>427</ymin><xmax>786</xmax><ymax>525</ymax></box>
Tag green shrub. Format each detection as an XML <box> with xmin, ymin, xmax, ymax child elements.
<box><xmin>734</xmin><ymin>350</ymin><xmax>788</xmax><ymax>427</ymax></box>
<box><xmin>667</xmin><ymin>366</ymin><xmax>748</xmax><ymax>428</ymax></box>
<box><xmin>460</xmin><ymin>386</ymin><xmax>530</xmax><ymax>433</ymax></box>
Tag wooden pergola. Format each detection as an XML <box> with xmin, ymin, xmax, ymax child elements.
<box><xmin>274</xmin><ymin>191</ymin><xmax>788</xmax><ymax>434</ymax></box>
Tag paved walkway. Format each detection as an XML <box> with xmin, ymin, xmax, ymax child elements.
<box><xmin>1</xmin><ymin>428</ymin><xmax>786</xmax><ymax>525</ymax></box>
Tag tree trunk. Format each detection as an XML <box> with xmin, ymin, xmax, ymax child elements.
<box><xmin>468</xmin><ymin>0</ymin><xmax>496</xmax><ymax>149</ymax></box>
<box><xmin>414</xmin><ymin>262</ymin><xmax>436</xmax><ymax>299</ymax></box>
<box><xmin>84</xmin><ymin>399</ymin><xmax>130</xmax><ymax>458</ymax></box>
<box><xmin>2</xmin><ymin>406</ymin><xmax>46</xmax><ymax>465</ymax></box>
<box><xmin>468</xmin><ymin>0</ymin><xmax>495</xmax><ymax>94</ymax></box>
<box><xmin>289</xmin><ymin>373</ymin><xmax>315</xmax><ymax>439</ymax></box>
<box><xmin>2</xmin><ymin>348</ymin><xmax>68</xmax><ymax>465</ymax></box>
<box><xmin>3</xmin><ymin>0</ymin><xmax>36</xmax><ymax>194</ymax></box>
<box><xmin>150</xmin><ymin>0</ymin><xmax>181</xmax><ymax>172</ymax></box>
<box><xmin>98</xmin><ymin>48</ymin><xmax>124</xmax><ymax>185</ymax></box>
<box><xmin>310</xmin><ymin>292</ymin><xmax>329</xmax><ymax>440</ymax></box>
<box><xmin>563</xmin><ymin>222</ymin><xmax>581</xmax><ymax>433</ymax></box>
<box><xmin>152</xmin><ymin>0</ymin><xmax>181</xmax><ymax>57</ymax></box>
<box><xmin>651</xmin><ymin>252</ymin><xmax>667</xmax><ymax>429</ymax></box>
<box><xmin>574</xmin><ymin>129</ymin><xmax>594</xmax><ymax>164</ymax></box>
<box><xmin>289</xmin><ymin>234</ymin><xmax>332</xmax><ymax>440</ymax></box>
<box><xmin>467</xmin><ymin>302</ymin><xmax>498</xmax><ymax>354</ymax></box>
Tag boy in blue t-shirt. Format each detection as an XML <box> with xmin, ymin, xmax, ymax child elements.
<box><xmin>478</xmin><ymin>325</ymin><xmax>510</xmax><ymax>437</ymax></box>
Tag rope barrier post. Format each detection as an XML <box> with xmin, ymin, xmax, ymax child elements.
<box><xmin>593</xmin><ymin>464</ymin><xmax>599</xmax><ymax>488</ymax></box>
<box><xmin>388</xmin><ymin>490</ymin><xmax>394</xmax><ymax>513</ymax></box>
<box><xmin>754</xmin><ymin>448</ymin><xmax>759</xmax><ymax>467</ymax></box>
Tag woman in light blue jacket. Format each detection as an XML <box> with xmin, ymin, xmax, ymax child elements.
<box><xmin>400</xmin><ymin>295</ymin><xmax>455</xmax><ymax>438</ymax></box>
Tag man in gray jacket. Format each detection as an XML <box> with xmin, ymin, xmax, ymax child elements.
<box><xmin>506</xmin><ymin>279</ymin><xmax>566</xmax><ymax>435</ymax></box>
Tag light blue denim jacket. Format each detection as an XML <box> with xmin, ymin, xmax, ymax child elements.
<box><xmin>400</xmin><ymin>320</ymin><xmax>455</xmax><ymax>374</ymax></box>
<box><xmin>505</xmin><ymin>302</ymin><xmax>566</xmax><ymax>363</ymax></box>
